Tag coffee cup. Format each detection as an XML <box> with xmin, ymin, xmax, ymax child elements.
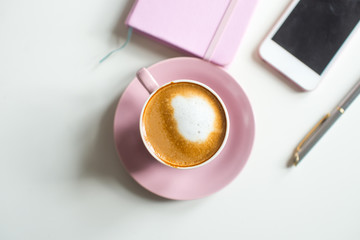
<box><xmin>137</xmin><ymin>68</ymin><xmax>229</xmax><ymax>169</ymax></box>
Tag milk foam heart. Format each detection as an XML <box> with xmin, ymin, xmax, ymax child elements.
<box><xmin>171</xmin><ymin>95</ymin><xmax>215</xmax><ymax>142</ymax></box>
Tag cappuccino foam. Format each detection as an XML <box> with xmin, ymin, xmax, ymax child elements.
<box><xmin>142</xmin><ymin>82</ymin><xmax>227</xmax><ymax>168</ymax></box>
<box><xmin>171</xmin><ymin>95</ymin><xmax>215</xmax><ymax>142</ymax></box>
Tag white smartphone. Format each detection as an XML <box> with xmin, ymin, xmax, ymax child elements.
<box><xmin>259</xmin><ymin>0</ymin><xmax>360</xmax><ymax>91</ymax></box>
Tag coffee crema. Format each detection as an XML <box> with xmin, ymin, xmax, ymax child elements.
<box><xmin>141</xmin><ymin>82</ymin><xmax>227</xmax><ymax>168</ymax></box>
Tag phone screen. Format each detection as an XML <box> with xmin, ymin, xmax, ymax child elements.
<box><xmin>272</xmin><ymin>0</ymin><xmax>360</xmax><ymax>75</ymax></box>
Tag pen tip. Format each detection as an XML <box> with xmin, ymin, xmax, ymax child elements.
<box><xmin>293</xmin><ymin>153</ymin><xmax>300</xmax><ymax>166</ymax></box>
<box><xmin>286</xmin><ymin>153</ymin><xmax>299</xmax><ymax>168</ymax></box>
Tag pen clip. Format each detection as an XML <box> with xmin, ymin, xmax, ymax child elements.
<box><xmin>296</xmin><ymin>113</ymin><xmax>330</xmax><ymax>152</ymax></box>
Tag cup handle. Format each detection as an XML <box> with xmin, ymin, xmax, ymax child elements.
<box><xmin>136</xmin><ymin>68</ymin><xmax>160</xmax><ymax>94</ymax></box>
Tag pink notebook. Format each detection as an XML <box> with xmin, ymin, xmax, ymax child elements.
<box><xmin>126</xmin><ymin>0</ymin><xmax>258</xmax><ymax>66</ymax></box>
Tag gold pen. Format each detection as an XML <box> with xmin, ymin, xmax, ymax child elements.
<box><xmin>292</xmin><ymin>78</ymin><xmax>360</xmax><ymax>166</ymax></box>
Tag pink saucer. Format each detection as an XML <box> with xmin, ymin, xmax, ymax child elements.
<box><xmin>114</xmin><ymin>57</ymin><xmax>255</xmax><ymax>200</ymax></box>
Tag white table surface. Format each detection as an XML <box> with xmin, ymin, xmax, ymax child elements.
<box><xmin>1</xmin><ymin>0</ymin><xmax>360</xmax><ymax>239</ymax></box>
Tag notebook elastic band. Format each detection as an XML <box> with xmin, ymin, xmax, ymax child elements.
<box><xmin>204</xmin><ymin>0</ymin><xmax>238</xmax><ymax>61</ymax></box>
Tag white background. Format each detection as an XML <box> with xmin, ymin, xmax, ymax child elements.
<box><xmin>1</xmin><ymin>0</ymin><xmax>360</xmax><ymax>239</ymax></box>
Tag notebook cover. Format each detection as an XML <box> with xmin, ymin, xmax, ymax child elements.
<box><xmin>126</xmin><ymin>0</ymin><xmax>258</xmax><ymax>66</ymax></box>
